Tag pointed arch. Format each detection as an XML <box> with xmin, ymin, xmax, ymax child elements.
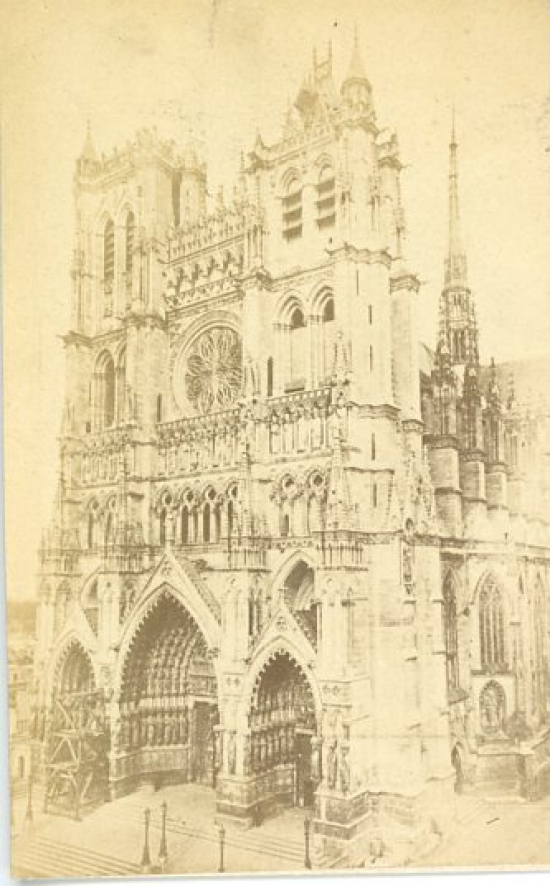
<box><xmin>112</xmin><ymin>568</ymin><xmax>221</xmax><ymax>700</ymax></box>
<box><xmin>270</xmin><ymin>548</ymin><xmax>318</xmax><ymax>596</ymax></box>
<box><xmin>237</xmin><ymin>636</ymin><xmax>322</xmax><ymax>730</ymax></box>
<box><xmin>45</xmin><ymin>631</ymin><xmax>98</xmax><ymax>704</ymax></box>
<box><xmin>274</xmin><ymin>291</ymin><xmax>305</xmax><ymax>326</ymax></box>
<box><xmin>311</xmin><ymin>285</ymin><xmax>336</xmax><ymax>382</ymax></box>
<box><xmin>116</xmin><ymin>345</ymin><xmax>126</xmax><ymax>421</ymax></box>
<box><xmin>94</xmin><ymin>350</ymin><xmax>116</xmax><ymax>429</ymax></box>
<box><xmin>442</xmin><ymin>570</ymin><xmax>460</xmax><ymax>694</ymax></box>
<box><xmin>124</xmin><ymin>210</ymin><xmax>135</xmax><ymax>274</ymax></box>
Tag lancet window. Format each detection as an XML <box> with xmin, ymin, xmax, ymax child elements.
<box><xmin>103</xmin><ymin>217</ymin><xmax>115</xmax><ymax>316</ymax></box>
<box><xmin>316</xmin><ymin>165</ymin><xmax>336</xmax><ymax>228</ymax></box>
<box><xmin>479</xmin><ymin>577</ymin><xmax>507</xmax><ymax>673</ymax></box>
<box><xmin>288</xmin><ymin>307</ymin><xmax>306</xmax><ymax>392</ymax></box>
<box><xmin>282</xmin><ymin>175</ymin><xmax>303</xmax><ymax>241</ymax></box>
<box><xmin>443</xmin><ymin>573</ymin><xmax>460</xmax><ymax>694</ymax></box>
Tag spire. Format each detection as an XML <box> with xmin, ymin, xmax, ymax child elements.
<box><xmin>445</xmin><ymin>111</ymin><xmax>468</xmax><ymax>289</ymax></box>
<box><xmin>437</xmin><ymin>113</ymin><xmax>480</xmax><ymax>369</ymax></box>
<box><xmin>341</xmin><ymin>27</ymin><xmax>372</xmax><ymax>113</ymax></box>
<box><xmin>345</xmin><ymin>25</ymin><xmax>368</xmax><ymax>82</ymax></box>
<box><xmin>80</xmin><ymin>119</ymin><xmax>97</xmax><ymax>163</ymax></box>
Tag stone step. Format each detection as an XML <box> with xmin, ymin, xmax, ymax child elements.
<box><xmin>102</xmin><ymin>803</ymin><xmax>306</xmax><ymax>863</ymax></box>
<box><xmin>12</xmin><ymin>835</ymin><xmax>138</xmax><ymax>879</ymax></box>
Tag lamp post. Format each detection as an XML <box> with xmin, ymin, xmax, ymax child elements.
<box><xmin>158</xmin><ymin>800</ymin><xmax>168</xmax><ymax>870</ymax></box>
<box><xmin>304</xmin><ymin>814</ymin><xmax>312</xmax><ymax>870</ymax></box>
<box><xmin>141</xmin><ymin>807</ymin><xmax>151</xmax><ymax>873</ymax></box>
<box><xmin>25</xmin><ymin>771</ymin><xmax>34</xmax><ymax>824</ymax></box>
<box><xmin>218</xmin><ymin>821</ymin><xmax>226</xmax><ymax>873</ymax></box>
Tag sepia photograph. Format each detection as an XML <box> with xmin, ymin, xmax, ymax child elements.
<box><xmin>2</xmin><ymin>0</ymin><xmax>550</xmax><ymax>878</ymax></box>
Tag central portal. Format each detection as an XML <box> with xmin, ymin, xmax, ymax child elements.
<box><xmin>248</xmin><ymin>651</ymin><xmax>317</xmax><ymax>819</ymax></box>
<box><xmin>114</xmin><ymin>591</ymin><xmax>218</xmax><ymax>795</ymax></box>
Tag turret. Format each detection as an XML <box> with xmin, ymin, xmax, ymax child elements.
<box><xmin>483</xmin><ymin>358</ymin><xmax>509</xmax><ymax>529</ymax></box>
<box><xmin>177</xmin><ymin>143</ymin><xmax>207</xmax><ymax>226</ymax></box>
<box><xmin>426</xmin><ymin>336</ymin><xmax>463</xmax><ymax>536</ymax></box>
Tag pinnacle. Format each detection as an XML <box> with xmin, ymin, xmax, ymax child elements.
<box><xmin>80</xmin><ymin>119</ymin><xmax>97</xmax><ymax>163</ymax></box>
<box><xmin>345</xmin><ymin>25</ymin><xmax>368</xmax><ymax>83</ymax></box>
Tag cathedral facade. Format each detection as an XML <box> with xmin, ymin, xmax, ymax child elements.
<box><xmin>33</xmin><ymin>36</ymin><xmax>550</xmax><ymax>864</ymax></box>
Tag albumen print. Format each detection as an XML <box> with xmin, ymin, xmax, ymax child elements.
<box><xmin>3</xmin><ymin>0</ymin><xmax>550</xmax><ymax>877</ymax></box>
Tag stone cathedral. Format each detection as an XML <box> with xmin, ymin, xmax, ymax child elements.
<box><xmin>33</xmin><ymin>36</ymin><xmax>550</xmax><ymax>864</ymax></box>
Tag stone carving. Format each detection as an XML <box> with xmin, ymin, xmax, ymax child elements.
<box><xmin>311</xmin><ymin>735</ymin><xmax>322</xmax><ymax>784</ymax></box>
<box><xmin>338</xmin><ymin>743</ymin><xmax>350</xmax><ymax>794</ymax></box>
<box><xmin>480</xmin><ymin>680</ymin><xmax>506</xmax><ymax>736</ymax></box>
<box><xmin>227</xmin><ymin>730</ymin><xmax>237</xmax><ymax>775</ymax></box>
<box><xmin>185</xmin><ymin>326</ymin><xmax>242</xmax><ymax>414</ymax></box>
<box><xmin>327</xmin><ymin>740</ymin><xmax>338</xmax><ymax>789</ymax></box>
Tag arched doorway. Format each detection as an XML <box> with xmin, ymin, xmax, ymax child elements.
<box><xmin>45</xmin><ymin>642</ymin><xmax>108</xmax><ymax>818</ymax></box>
<box><xmin>249</xmin><ymin>651</ymin><xmax>317</xmax><ymax>819</ymax></box>
<box><xmin>117</xmin><ymin>591</ymin><xmax>218</xmax><ymax>792</ymax></box>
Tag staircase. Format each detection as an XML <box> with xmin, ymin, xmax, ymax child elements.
<box><xmin>11</xmin><ymin>835</ymin><xmax>139</xmax><ymax>880</ymax></box>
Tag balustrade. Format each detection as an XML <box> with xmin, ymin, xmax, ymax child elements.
<box><xmin>77</xmin><ymin>428</ymin><xmax>134</xmax><ymax>487</ymax></box>
<box><xmin>157</xmin><ymin>388</ymin><xmax>340</xmax><ymax>479</ymax></box>
<box><xmin>169</xmin><ymin>210</ymin><xmax>245</xmax><ymax>260</ymax></box>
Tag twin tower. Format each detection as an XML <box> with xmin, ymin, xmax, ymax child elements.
<box><xmin>36</xmin><ymin>34</ymin><xmax>550</xmax><ymax>866</ymax></box>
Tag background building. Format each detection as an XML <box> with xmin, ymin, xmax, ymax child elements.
<box><xmin>31</xmin><ymin>36</ymin><xmax>550</xmax><ymax>864</ymax></box>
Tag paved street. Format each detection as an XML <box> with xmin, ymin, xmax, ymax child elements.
<box><xmin>11</xmin><ymin>781</ymin><xmax>550</xmax><ymax>878</ymax></box>
<box><xmin>419</xmin><ymin>793</ymin><xmax>550</xmax><ymax>871</ymax></box>
<box><xmin>11</xmin><ymin>783</ymin><xmax>313</xmax><ymax>878</ymax></box>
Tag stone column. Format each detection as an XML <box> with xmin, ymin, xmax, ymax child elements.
<box><xmin>274</xmin><ymin>322</ymin><xmax>284</xmax><ymax>395</ymax></box>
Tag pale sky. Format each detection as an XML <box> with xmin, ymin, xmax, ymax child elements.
<box><xmin>2</xmin><ymin>0</ymin><xmax>550</xmax><ymax>600</ymax></box>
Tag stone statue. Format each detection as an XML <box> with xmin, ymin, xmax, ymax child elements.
<box><xmin>338</xmin><ymin>744</ymin><xmax>350</xmax><ymax>794</ymax></box>
<box><xmin>480</xmin><ymin>682</ymin><xmax>505</xmax><ymax>735</ymax></box>
<box><xmin>311</xmin><ymin>736</ymin><xmax>322</xmax><ymax>784</ymax></box>
<box><xmin>243</xmin><ymin>736</ymin><xmax>251</xmax><ymax>775</ymax></box>
<box><xmin>311</xmin><ymin>406</ymin><xmax>323</xmax><ymax>450</ymax></box>
<box><xmin>270</xmin><ymin>415</ymin><xmax>280</xmax><ymax>454</ymax></box>
<box><xmin>327</xmin><ymin>740</ymin><xmax>338</xmax><ymax>790</ymax></box>
<box><xmin>228</xmin><ymin>731</ymin><xmax>237</xmax><ymax>775</ymax></box>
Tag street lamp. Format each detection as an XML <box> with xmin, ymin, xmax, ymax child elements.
<box><xmin>304</xmin><ymin>814</ymin><xmax>312</xmax><ymax>870</ymax></box>
<box><xmin>158</xmin><ymin>800</ymin><xmax>168</xmax><ymax>870</ymax></box>
<box><xmin>218</xmin><ymin>821</ymin><xmax>226</xmax><ymax>873</ymax></box>
<box><xmin>140</xmin><ymin>807</ymin><xmax>151</xmax><ymax>873</ymax></box>
<box><xmin>25</xmin><ymin>771</ymin><xmax>34</xmax><ymax>824</ymax></box>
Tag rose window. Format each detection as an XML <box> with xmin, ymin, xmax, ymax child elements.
<box><xmin>184</xmin><ymin>327</ymin><xmax>242</xmax><ymax>414</ymax></box>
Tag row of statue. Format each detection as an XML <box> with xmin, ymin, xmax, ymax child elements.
<box><xmin>159</xmin><ymin>426</ymin><xmax>241</xmax><ymax>474</ymax></box>
<box><xmin>157</xmin><ymin>407</ymin><xmax>336</xmax><ymax>476</ymax></box>
<box><xmin>247</xmin><ymin>724</ymin><xmax>300</xmax><ymax>773</ymax></box>
<box><xmin>117</xmin><ymin>709</ymin><xmax>191</xmax><ymax>750</ymax></box>
<box><xmin>243</xmin><ymin>729</ymin><xmax>350</xmax><ymax>793</ymax></box>
<box><xmin>81</xmin><ymin>453</ymin><xmax>120</xmax><ymax>483</ymax></box>
<box><xmin>268</xmin><ymin>407</ymin><xmax>329</xmax><ymax>455</ymax></box>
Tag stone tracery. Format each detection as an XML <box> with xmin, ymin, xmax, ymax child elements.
<box><xmin>184</xmin><ymin>326</ymin><xmax>242</xmax><ymax>415</ymax></box>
